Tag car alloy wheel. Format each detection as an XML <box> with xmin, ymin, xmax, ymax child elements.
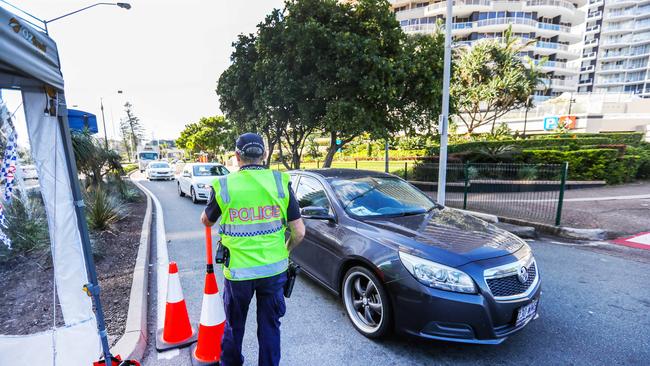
<box><xmin>342</xmin><ymin>266</ymin><xmax>391</xmax><ymax>338</ymax></box>
<box><xmin>178</xmin><ymin>183</ymin><xmax>185</xmax><ymax>197</ymax></box>
<box><xmin>191</xmin><ymin>187</ymin><xmax>198</xmax><ymax>204</ymax></box>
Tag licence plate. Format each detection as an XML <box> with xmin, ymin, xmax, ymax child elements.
<box><xmin>516</xmin><ymin>300</ymin><xmax>538</xmax><ymax>327</ymax></box>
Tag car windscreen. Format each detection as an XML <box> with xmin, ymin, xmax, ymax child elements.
<box><xmin>330</xmin><ymin>176</ymin><xmax>435</xmax><ymax>217</ymax></box>
<box><xmin>193</xmin><ymin>165</ymin><xmax>228</xmax><ymax>176</ymax></box>
<box><xmin>149</xmin><ymin>163</ymin><xmax>169</xmax><ymax>169</ymax></box>
<box><xmin>139</xmin><ymin>152</ymin><xmax>158</xmax><ymax>160</ymax></box>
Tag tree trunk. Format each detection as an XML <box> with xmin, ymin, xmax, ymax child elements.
<box><xmin>322</xmin><ymin>131</ymin><xmax>338</xmax><ymax>168</ymax></box>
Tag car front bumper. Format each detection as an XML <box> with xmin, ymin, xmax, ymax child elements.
<box><xmin>195</xmin><ymin>187</ymin><xmax>211</xmax><ymax>200</ymax></box>
<box><xmin>150</xmin><ymin>173</ymin><xmax>173</xmax><ymax>179</ymax></box>
<box><xmin>387</xmin><ymin>261</ymin><xmax>541</xmax><ymax>344</ymax></box>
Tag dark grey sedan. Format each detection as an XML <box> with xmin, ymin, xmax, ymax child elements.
<box><xmin>288</xmin><ymin>169</ymin><xmax>540</xmax><ymax>344</ymax></box>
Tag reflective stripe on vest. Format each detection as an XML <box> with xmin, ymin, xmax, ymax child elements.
<box><xmin>272</xmin><ymin>170</ymin><xmax>285</xmax><ymax>199</ymax></box>
<box><xmin>218</xmin><ymin>175</ymin><xmax>230</xmax><ymax>203</ymax></box>
<box><xmin>228</xmin><ymin>258</ymin><xmax>288</xmax><ymax>280</ymax></box>
<box><xmin>219</xmin><ymin>220</ymin><xmax>283</xmax><ymax>237</ymax></box>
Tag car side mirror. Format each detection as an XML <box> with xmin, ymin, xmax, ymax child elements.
<box><xmin>301</xmin><ymin>206</ymin><xmax>334</xmax><ymax>221</ymax></box>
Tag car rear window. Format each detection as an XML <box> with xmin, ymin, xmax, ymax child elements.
<box><xmin>193</xmin><ymin>165</ymin><xmax>229</xmax><ymax>176</ymax></box>
<box><xmin>150</xmin><ymin>163</ymin><xmax>169</xmax><ymax>169</ymax></box>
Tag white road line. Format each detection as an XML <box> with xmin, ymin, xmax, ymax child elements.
<box><xmin>628</xmin><ymin>233</ymin><xmax>650</xmax><ymax>246</ymax></box>
<box><xmin>131</xmin><ymin>176</ymin><xmax>169</xmax><ymax>337</ymax></box>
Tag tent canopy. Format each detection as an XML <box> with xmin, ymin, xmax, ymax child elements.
<box><xmin>0</xmin><ymin>5</ymin><xmax>102</xmax><ymax>364</ymax></box>
<box><xmin>68</xmin><ymin>109</ymin><xmax>99</xmax><ymax>134</ymax></box>
<box><xmin>0</xmin><ymin>7</ymin><xmax>64</xmax><ymax>91</ymax></box>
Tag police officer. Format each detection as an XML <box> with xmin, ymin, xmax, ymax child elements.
<box><xmin>200</xmin><ymin>133</ymin><xmax>305</xmax><ymax>366</ymax></box>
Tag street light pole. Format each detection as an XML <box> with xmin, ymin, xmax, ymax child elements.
<box><xmin>436</xmin><ymin>0</ymin><xmax>453</xmax><ymax>205</ymax></box>
<box><xmin>43</xmin><ymin>2</ymin><xmax>131</xmax><ymax>27</ymax></box>
<box><xmin>100</xmin><ymin>98</ymin><xmax>109</xmax><ymax>150</ymax></box>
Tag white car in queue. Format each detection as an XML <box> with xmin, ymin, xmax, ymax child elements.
<box><xmin>145</xmin><ymin>161</ymin><xmax>174</xmax><ymax>181</ymax></box>
<box><xmin>177</xmin><ymin>163</ymin><xmax>230</xmax><ymax>204</ymax></box>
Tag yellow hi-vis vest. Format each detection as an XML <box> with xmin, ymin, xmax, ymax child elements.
<box><xmin>212</xmin><ymin>169</ymin><xmax>290</xmax><ymax>280</ymax></box>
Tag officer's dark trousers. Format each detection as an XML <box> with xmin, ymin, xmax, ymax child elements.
<box><xmin>221</xmin><ymin>272</ymin><xmax>287</xmax><ymax>366</ymax></box>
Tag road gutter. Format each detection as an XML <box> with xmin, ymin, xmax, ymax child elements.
<box><xmin>111</xmin><ymin>174</ymin><xmax>153</xmax><ymax>360</ymax></box>
<box><xmin>129</xmin><ymin>175</ymin><xmax>170</xmax><ymax>347</ymax></box>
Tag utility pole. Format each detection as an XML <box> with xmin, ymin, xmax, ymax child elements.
<box><xmin>436</xmin><ymin>0</ymin><xmax>453</xmax><ymax>205</ymax></box>
<box><xmin>100</xmin><ymin>98</ymin><xmax>108</xmax><ymax>150</ymax></box>
<box><xmin>523</xmin><ymin>95</ymin><xmax>532</xmax><ymax>137</ymax></box>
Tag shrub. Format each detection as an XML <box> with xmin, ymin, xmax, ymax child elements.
<box><xmin>517</xmin><ymin>165</ymin><xmax>538</xmax><ymax>180</ymax></box>
<box><xmin>123</xmin><ymin>163</ymin><xmax>138</xmax><ymax>174</ymax></box>
<box><xmin>0</xmin><ymin>194</ymin><xmax>50</xmax><ymax>262</ymax></box>
<box><xmin>85</xmin><ymin>187</ymin><xmax>125</xmax><ymax>231</ymax></box>
<box><xmin>517</xmin><ymin>149</ymin><xmax>638</xmax><ymax>184</ymax></box>
<box><xmin>626</xmin><ymin>143</ymin><xmax>650</xmax><ymax>179</ymax></box>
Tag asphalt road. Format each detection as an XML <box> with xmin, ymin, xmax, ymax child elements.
<box><xmin>136</xmin><ymin>173</ymin><xmax>650</xmax><ymax>365</ymax></box>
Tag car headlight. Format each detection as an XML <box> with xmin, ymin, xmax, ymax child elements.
<box><xmin>196</xmin><ymin>183</ymin><xmax>206</xmax><ymax>188</ymax></box>
<box><xmin>399</xmin><ymin>251</ymin><xmax>477</xmax><ymax>294</ymax></box>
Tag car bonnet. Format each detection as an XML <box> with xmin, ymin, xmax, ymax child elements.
<box><xmin>362</xmin><ymin>208</ymin><xmax>525</xmax><ymax>263</ymax></box>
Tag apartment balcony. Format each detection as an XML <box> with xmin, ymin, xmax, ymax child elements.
<box><xmin>582</xmin><ymin>51</ymin><xmax>597</xmax><ymax>59</ymax></box>
<box><xmin>601</xmin><ymin>23</ymin><xmax>635</xmax><ymax>35</ymax></box>
<box><xmin>597</xmin><ymin>64</ymin><xmax>628</xmax><ymax>73</ymax></box>
<box><xmin>594</xmin><ymin>77</ymin><xmax>626</xmax><ymax>86</ymax></box>
<box><xmin>588</xmin><ymin>0</ymin><xmax>604</xmax><ymax>7</ymax></box>
<box><xmin>600</xmin><ymin>51</ymin><xmax>629</xmax><ymax>61</ymax></box>
<box><xmin>586</xmin><ymin>10</ymin><xmax>602</xmax><ymax>21</ymax></box>
<box><xmin>393</xmin><ymin>7</ymin><xmax>425</xmax><ymax>21</ymax></box>
<box><xmin>425</xmin><ymin>0</ymin><xmax>492</xmax><ymax>18</ymax></box>
<box><xmin>580</xmin><ymin>64</ymin><xmax>595</xmax><ymax>72</ymax></box>
<box><xmin>401</xmin><ymin>23</ymin><xmax>438</xmax><ymax>35</ymax></box>
<box><xmin>604</xmin><ymin>0</ymin><xmax>638</xmax><ymax>9</ymax></box>
<box><xmin>533</xmin><ymin>59</ymin><xmax>580</xmax><ymax>74</ymax></box>
<box><xmin>584</xmin><ymin>38</ymin><xmax>599</xmax><ymax>47</ymax></box>
<box><xmin>540</xmin><ymin>78</ymin><xmax>577</xmax><ymax>91</ymax></box>
<box><xmin>605</xmin><ymin>9</ymin><xmax>636</xmax><ymax>21</ymax></box>
<box><xmin>535</xmin><ymin>40</ymin><xmax>580</xmax><ymax>59</ymax></box>
<box><xmin>600</xmin><ymin>37</ymin><xmax>631</xmax><ymax>48</ymax></box>
<box><xmin>585</xmin><ymin>24</ymin><xmax>600</xmax><ymax>34</ymax></box>
<box><xmin>578</xmin><ymin>78</ymin><xmax>593</xmax><ymax>85</ymax></box>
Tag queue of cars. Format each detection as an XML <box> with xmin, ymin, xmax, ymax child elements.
<box><xmin>143</xmin><ymin>162</ymin><xmax>541</xmax><ymax>344</ymax></box>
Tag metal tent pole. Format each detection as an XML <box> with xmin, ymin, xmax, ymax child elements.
<box><xmin>57</xmin><ymin>113</ymin><xmax>114</xmax><ymax>363</ymax></box>
<box><xmin>436</xmin><ymin>0</ymin><xmax>453</xmax><ymax>205</ymax></box>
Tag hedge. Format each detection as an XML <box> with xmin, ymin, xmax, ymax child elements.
<box><xmin>517</xmin><ymin>149</ymin><xmax>639</xmax><ymax>184</ymax></box>
<box><xmin>527</xmin><ymin>132</ymin><xmax>644</xmax><ymax>145</ymax></box>
<box><xmin>436</xmin><ymin>137</ymin><xmax>618</xmax><ymax>155</ymax></box>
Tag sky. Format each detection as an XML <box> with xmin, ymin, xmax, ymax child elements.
<box><xmin>1</xmin><ymin>0</ymin><xmax>285</xmax><ymax>143</ymax></box>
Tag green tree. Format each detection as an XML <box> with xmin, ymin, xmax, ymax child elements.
<box><xmin>451</xmin><ymin>27</ymin><xmax>543</xmax><ymax>135</ymax></box>
<box><xmin>121</xmin><ymin>102</ymin><xmax>144</xmax><ymax>159</ymax></box>
<box><xmin>71</xmin><ymin>129</ymin><xmax>123</xmax><ymax>187</ymax></box>
<box><xmin>176</xmin><ymin>116</ymin><xmax>237</xmax><ymax>159</ymax></box>
<box><xmin>217</xmin><ymin>0</ymin><xmax>442</xmax><ymax>168</ymax></box>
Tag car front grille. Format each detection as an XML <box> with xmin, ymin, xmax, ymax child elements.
<box><xmin>486</xmin><ymin>262</ymin><xmax>537</xmax><ymax>298</ymax></box>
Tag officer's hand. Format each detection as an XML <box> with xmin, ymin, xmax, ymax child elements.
<box><xmin>200</xmin><ymin>211</ymin><xmax>215</xmax><ymax>227</ymax></box>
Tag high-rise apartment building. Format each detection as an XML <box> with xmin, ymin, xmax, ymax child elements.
<box><xmin>579</xmin><ymin>0</ymin><xmax>650</xmax><ymax>96</ymax></box>
<box><xmin>390</xmin><ymin>1</ymin><xmax>586</xmax><ymax>100</ymax></box>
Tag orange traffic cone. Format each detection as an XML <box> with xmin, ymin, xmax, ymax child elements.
<box><xmin>191</xmin><ymin>268</ymin><xmax>226</xmax><ymax>365</ymax></box>
<box><xmin>156</xmin><ymin>261</ymin><xmax>197</xmax><ymax>351</ymax></box>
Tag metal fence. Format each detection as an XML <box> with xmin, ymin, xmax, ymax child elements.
<box><xmin>277</xmin><ymin>160</ymin><xmax>569</xmax><ymax>225</ymax></box>
<box><xmin>409</xmin><ymin>163</ymin><xmax>569</xmax><ymax>225</ymax></box>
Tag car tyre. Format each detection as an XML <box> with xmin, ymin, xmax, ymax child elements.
<box><xmin>191</xmin><ymin>187</ymin><xmax>198</xmax><ymax>204</ymax></box>
<box><xmin>342</xmin><ymin>266</ymin><xmax>392</xmax><ymax>339</ymax></box>
<box><xmin>178</xmin><ymin>183</ymin><xmax>185</xmax><ymax>197</ymax></box>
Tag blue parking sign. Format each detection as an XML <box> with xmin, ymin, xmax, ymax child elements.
<box><xmin>543</xmin><ymin>116</ymin><xmax>559</xmax><ymax>131</ymax></box>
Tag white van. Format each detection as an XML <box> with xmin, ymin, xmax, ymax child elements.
<box><xmin>137</xmin><ymin>150</ymin><xmax>159</xmax><ymax>172</ymax></box>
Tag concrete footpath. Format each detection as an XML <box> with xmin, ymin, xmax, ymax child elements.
<box><xmin>560</xmin><ymin>181</ymin><xmax>650</xmax><ymax>236</ymax></box>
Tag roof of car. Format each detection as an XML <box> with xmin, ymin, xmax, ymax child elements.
<box><xmin>185</xmin><ymin>162</ymin><xmax>224</xmax><ymax>167</ymax></box>
<box><xmin>293</xmin><ymin>168</ymin><xmax>395</xmax><ymax>179</ymax></box>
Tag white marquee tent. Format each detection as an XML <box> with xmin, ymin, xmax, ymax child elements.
<box><xmin>0</xmin><ymin>5</ymin><xmax>106</xmax><ymax>364</ymax></box>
